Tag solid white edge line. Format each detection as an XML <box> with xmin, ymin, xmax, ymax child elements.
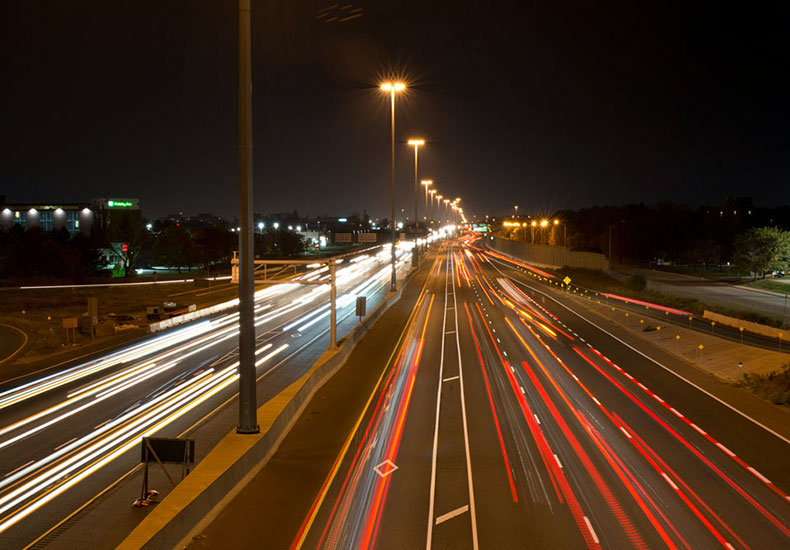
<box><xmin>497</xmin><ymin>262</ymin><xmax>790</xmax><ymax>447</ymax></box>
<box><xmin>425</xmin><ymin>251</ymin><xmax>448</xmax><ymax>550</ymax></box>
<box><xmin>453</xmin><ymin>246</ymin><xmax>479</xmax><ymax>550</ymax></box>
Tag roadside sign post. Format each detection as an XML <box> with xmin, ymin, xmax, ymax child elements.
<box><xmin>134</xmin><ymin>437</ymin><xmax>195</xmax><ymax>508</ymax></box>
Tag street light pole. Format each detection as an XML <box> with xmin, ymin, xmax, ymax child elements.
<box><xmin>421</xmin><ymin>180</ymin><xmax>432</xmax><ymax>222</ymax></box>
<box><xmin>408</xmin><ymin>139</ymin><xmax>424</xmax><ymax>267</ymax></box>
<box><xmin>237</xmin><ymin>0</ymin><xmax>258</xmax><ymax>434</ymax></box>
<box><xmin>381</xmin><ymin>82</ymin><xmax>405</xmax><ymax>291</ymax></box>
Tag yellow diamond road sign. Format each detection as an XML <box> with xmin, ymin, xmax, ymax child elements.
<box><xmin>563</xmin><ymin>276</ymin><xmax>572</xmax><ymax>285</ymax></box>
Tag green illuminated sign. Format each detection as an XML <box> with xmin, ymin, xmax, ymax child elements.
<box><xmin>107</xmin><ymin>200</ymin><xmax>133</xmax><ymax>208</ymax></box>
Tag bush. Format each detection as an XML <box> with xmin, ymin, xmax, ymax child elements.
<box><xmin>738</xmin><ymin>368</ymin><xmax>790</xmax><ymax>406</ymax></box>
<box><xmin>628</xmin><ymin>273</ymin><xmax>647</xmax><ymax>291</ymax></box>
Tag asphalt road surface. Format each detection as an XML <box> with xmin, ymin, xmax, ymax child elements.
<box><xmin>0</xmin><ymin>242</ymin><xmax>416</xmax><ymax>549</ymax></box>
<box><xmin>283</xmin><ymin>238</ymin><xmax>790</xmax><ymax>549</ymax></box>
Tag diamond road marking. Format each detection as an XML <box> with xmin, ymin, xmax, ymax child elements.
<box><xmin>374</xmin><ymin>459</ymin><xmax>399</xmax><ymax>478</ymax></box>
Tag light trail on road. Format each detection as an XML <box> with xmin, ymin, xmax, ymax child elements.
<box><xmin>0</xmin><ymin>243</ymin><xmax>416</xmax><ymax>541</ymax></box>
<box><xmin>286</xmin><ymin>237</ymin><xmax>790</xmax><ymax>550</ymax></box>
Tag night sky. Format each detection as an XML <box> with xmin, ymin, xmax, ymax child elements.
<box><xmin>1</xmin><ymin>1</ymin><xmax>788</xmax><ymax>220</ymax></box>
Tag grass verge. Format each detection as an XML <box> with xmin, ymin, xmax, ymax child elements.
<box><xmin>742</xmin><ymin>278</ymin><xmax>790</xmax><ymax>295</ymax></box>
<box><xmin>557</xmin><ymin>267</ymin><xmax>786</xmax><ymax>328</ymax></box>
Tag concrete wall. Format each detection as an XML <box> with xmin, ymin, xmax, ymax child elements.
<box><xmin>703</xmin><ymin>310</ymin><xmax>786</xmax><ymax>340</ymax></box>
<box><xmin>489</xmin><ymin>237</ymin><xmax>609</xmax><ymax>271</ymax></box>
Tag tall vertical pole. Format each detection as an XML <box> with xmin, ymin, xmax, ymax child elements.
<box><xmin>390</xmin><ymin>90</ymin><xmax>397</xmax><ymax>291</ymax></box>
<box><xmin>330</xmin><ymin>260</ymin><xmax>337</xmax><ymax>350</ymax></box>
<box><xmin>237</xmin><ymin>0</ymin><xmax>258</xmax><ymax>434</ymax></box>
<box><xmin>412</xmin><ymin>146</ymin><xmax>419</xmax><ymax>267</ymax></box>
<box><xmin>424</xmin><ymin>185</ymin><xmax>429</xmax><ymax>222</ymax></box>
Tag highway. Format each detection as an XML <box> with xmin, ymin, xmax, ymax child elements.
<box><xmin>0</xmin><ymin>242</ymin><xmax>418</xmax><ymax>548</ymax></box>
<box><xmin>289</xmin><ymin>238</ymin><xmax>790</xmax><ymax>549</ymax></box>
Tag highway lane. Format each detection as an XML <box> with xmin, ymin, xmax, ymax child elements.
<box><xmin>291</xmin><ymin>237</ymin><xmax>790</xmax><ymax>549</ymax></box>
<box><xmin>0</xmin><ymin>242</ymin><xmax>419</xmax><ymax>548</ymax></box>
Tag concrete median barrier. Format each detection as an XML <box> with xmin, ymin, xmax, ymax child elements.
<box><xmin>118</xmin><ymin>272</ymin><xmax>414</xmax><ymax>550</ymax></box>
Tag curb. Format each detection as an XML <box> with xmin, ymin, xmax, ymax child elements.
<box><xmin>117</xmin><ymin>270</ymin><xmax>416</xmax><ymax>550</ymax></box>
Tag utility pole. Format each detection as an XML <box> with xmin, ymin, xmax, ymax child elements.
<box><xmin>237</xmin><ymin>0</ymin><xmax>258</xmax><ymax>434</ymax></box>
<box><xmin>329</xmin><ymin>260</ymin><xmax>337</xmax><ymax>350</ymax></box>
<box><xmin>389</xmin><ymin>89</ymin><xmax>397</xmax><ymax>291</ymax></box>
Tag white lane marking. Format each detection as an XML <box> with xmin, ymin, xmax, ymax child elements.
<box><xmin>554</xmin><ymin>454</ymin><xmax>563</xmax><ymax>468</ymax></box>
<box><xmin>446</xmin><ymin>248</ymin><xmax>479</xmax><ymax>549</ymax></box>
<box><xmin>54</xmin><ymin>437</ymin><xmax>78</xmax><ymax>451</ymax></box>
<box><xmin>443</xmin><ymin>375</ymin><xmax>459</xmax><ymax>383</ymax></box>
<box><xmin>670</xmin><ymin>407</ymin><xmax>684</xmax><ymax>418</ymax></box>
<box><xmin>520</xmin><ymin>386</ymin><xmax>526</xmax><ymax>394</ymax></box>
<box><xmin>716</xmin><ymin>442</ymin><xmax>736</xmax><ymax>457</ymax></box>
<box><xmin>435</xmin><ymin>504</ymin><xmax>469</xmax><ymax>525</ymax></box>
<box><xmin>496</xmin><ymin>338</ymin><xmax>501</xmax><ymax>343</ymax></box>
<box><xmin>662</xmin><ymin>472</ymin><xmax>679</xmax><ymax>491</ymax></box>
<box><xmin>445</xmin><ymin>330</ymin><xmax>456</xmax><ymax>335</ymax></box>
<box><xmin>592</xmin><ymin>397</ymin><xmax>601</xmax><ymax>406</ymax></box>
<box><xmin>502</xmin><ymin>351</ymin><xmax>508</xmax><ymax>357</ymax></box>
<box><xmin>690</xmin><ymin>423</ymin><xmax>707</xmax><ymax>436</ymax></box>
<box><xmin>747</xmin><ymin>466</ymin><xmax>772</xmax><ymax>485</ymax></box>
<box><xmin>583</xmin><ymin>516</ymin><xmax>599</xmax><ymax>544</ymax></box>
<box><xmin>534</xmin><ymin>414</ymin><xmax>541</xmax><ymax>425</ymax></box>
<box><xmin>426</xmin><ymin>250</ymin><xmax>452</xmax><ymax>549</ymax></box>
<box><xmin>620</xmin><ymin>427</ymin><xmax>632</xmax><ymax>439</ymax></box>
<box><xmin>4</xmin><ymin>460</ymin><xmax>34</xmax><ymax>478</ymax></box>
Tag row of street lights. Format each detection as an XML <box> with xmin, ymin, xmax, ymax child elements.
<box><xmin>381</xmin><ymin>81</ymin><xmax>467</xmax><ymax>287</ymax></box>
<box><xmin>503</xmin><ymin>217</ymin><xmax>564</xmax><ymax>245</ymax></box>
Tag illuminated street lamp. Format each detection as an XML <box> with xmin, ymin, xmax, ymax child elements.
<box><xmin>443</xmin><ymin>198</ymin><xmax>450</xmax><ymax>224</ymax></box>
<box><xmin>381</xmin><ymin>81</ymin><xmax>406</xmax><ymax>291</ymax></box>
<box><xmin>407</xmin><ymin>139</ymin><xmax>425</xmax><ymax>267</ymax></box>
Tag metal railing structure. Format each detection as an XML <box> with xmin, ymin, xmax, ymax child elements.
<box><xmin>231</xmin><ymin>248</ymin><xmax>384</xmax><ymax>350</ymax></box>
